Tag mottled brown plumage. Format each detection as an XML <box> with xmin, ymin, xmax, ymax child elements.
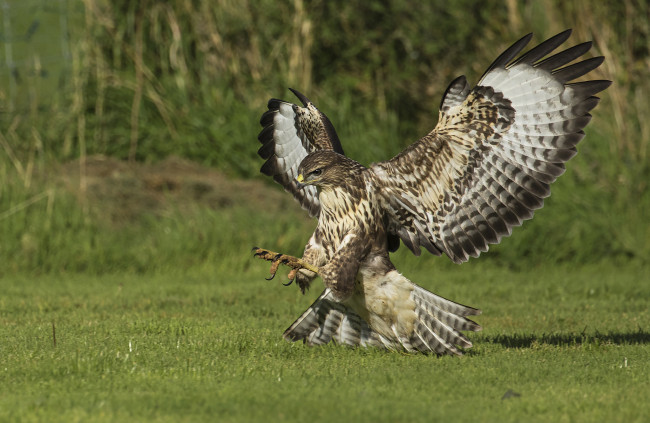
<box><xmin>255</xmin><ymin>30</ymin><xmax>610</xmax><ymax>355</ymax></box>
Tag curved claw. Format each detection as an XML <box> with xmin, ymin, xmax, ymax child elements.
<box><xmin>253</xmin><ymin>246</ymin><xmax>318</xmax><ymax>285</ymax></box>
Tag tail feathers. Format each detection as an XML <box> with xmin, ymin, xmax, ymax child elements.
<box><xmin>413</xmin><ymin>284</ymin><xmax>481</xmax><ymax>324</ymax></box>
<box><xmin>283</xmin><ymin>289</ymin><xmax>394</xmax><ymax>349</ymax></box>
<box><xmin>408</xmin><ymin>284</ymin><xmax>482</xmax><ymax>355</ymax></box>
<box><xmin>283</xmin><ymin>286</ymin><xmax>481</xmax><ymax>356</ymax></box>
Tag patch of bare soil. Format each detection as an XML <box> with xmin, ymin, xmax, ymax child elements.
<box><xmin>54</xmin><ymin>155</ymin><xmax>301</xmax><ymax>225</ymax></box>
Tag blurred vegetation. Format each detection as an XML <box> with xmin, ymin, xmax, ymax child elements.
<box><xmin>0</xmin><ymin>0</ymin><xmax>649</xmax><ymax>273</ymax></box>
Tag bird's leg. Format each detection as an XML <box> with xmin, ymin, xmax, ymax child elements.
<box><xmin>252</xmin><ymin>247</ymin><xmax>320</xmax><ymax>286</ymax></box>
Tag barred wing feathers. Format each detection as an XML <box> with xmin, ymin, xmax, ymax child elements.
<box><xmin>373</xmin><ymin>30</ymin><xmax>611</xmax><ymax>263</ymax></box>
<box><xmin>258</xmin><ymin>88</ymin><xmax>344</xmax><ymax>217</ymax></box>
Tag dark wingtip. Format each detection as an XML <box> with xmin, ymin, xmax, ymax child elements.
<box><xmin>288</xmin><ymin>88</ymin><xmax>311</xmax><ymax>106</ymax></box>
<box><xmin>439</xmin><ymin>75</ymin><xmax>469</xmax><ymax>111</ymax></box>
<box><xmin>496</xmin><ymin>32</ymin><xmax>534</xmax><ymax>66</ymax></box>
<box><xmin>478</xmin><ymin>32</ymin><xmax>534</xmax><ymax>82</ymax></box>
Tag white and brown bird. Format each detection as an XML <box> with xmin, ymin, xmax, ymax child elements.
<box><xmin>253</xmin><ymin>30</ymin><xmax>610</xmax><ymax>355</ymax></box>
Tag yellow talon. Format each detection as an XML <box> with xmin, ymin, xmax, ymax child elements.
<box><xmin>252</xmin><ymin>247</ymin><xmax>320</xmax><ymax>282</ymax></box>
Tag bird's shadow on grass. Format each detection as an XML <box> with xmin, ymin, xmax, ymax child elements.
<box><xmin>482</xmin><ymin>328</ymin><xmax>650</xmax><ymax>349</ymax></box>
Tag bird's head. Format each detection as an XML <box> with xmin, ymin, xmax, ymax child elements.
<box><xmin>296</xmin><ymin>150</ymin><xmax>360</xmax><ymax>190</ymax></box>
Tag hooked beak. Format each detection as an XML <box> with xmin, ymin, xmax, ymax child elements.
<box><xmin>295</xmin><ymin>173</ymin><xmax>306</xmax><ymax>189</ymax></box>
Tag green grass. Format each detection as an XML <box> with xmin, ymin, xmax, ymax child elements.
<box><xmin>2</xmin><ymin>0</ymin><xmax>649</xmax><ymax>266</ymax></box>
<box><xmin>2</xmin><ymin>261</ymin><xmax>648</xmax><ymax>422</ymax></box>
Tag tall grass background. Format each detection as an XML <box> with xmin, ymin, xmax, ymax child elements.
<box><xmin>1</xmin><ymin>0</ymin><xmax>648</xmax><ymax>275</ymax></box>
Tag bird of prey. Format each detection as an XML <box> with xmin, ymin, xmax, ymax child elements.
<box><xmin>253</xmin><ymin>30</ymin><xmax>610</xmax><ymax>355</ymax></box>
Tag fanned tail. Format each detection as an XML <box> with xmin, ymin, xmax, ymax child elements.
<box><xmin>283</xmin><ymin>280</ymin><xmax>481</xmax><ymax>356</ymax></box>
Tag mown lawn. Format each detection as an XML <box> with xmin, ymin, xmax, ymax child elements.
<box><xmin>1</xmin><ymin>260</ymin><xmax>648</xmax><ymax>422</ymax></box>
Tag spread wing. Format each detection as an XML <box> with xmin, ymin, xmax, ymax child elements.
<box><xmin>258</xmin><ymin>88</ymin><xmax>345</xmax><ymax>217</ymax></box>
<box><xmin>372</xmin><ymin>30</ymin><xmax>611</xmax><ymax>263</ymax></box>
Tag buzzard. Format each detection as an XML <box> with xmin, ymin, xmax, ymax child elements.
<box><xmin>253</xmin><ymin>30</ymin><xmax>610</xmax><ymax>355</ymax></box>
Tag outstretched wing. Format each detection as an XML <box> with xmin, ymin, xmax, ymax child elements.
<box><xmin>258</xmin><ymin>88</ymin><xmax>345</xmax><ymax>217</ymax></box>
<box><xmin>373</xmin><ymin>30</ymin><xmax>611</xmax><ymax>263</ymax></box>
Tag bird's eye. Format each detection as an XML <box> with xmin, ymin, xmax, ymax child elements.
<box><xmin>311</xmin><ymin>169</ymin><xmax>322</xmax><ymax>177</ymax></box>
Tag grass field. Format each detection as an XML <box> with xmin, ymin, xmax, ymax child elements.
<box><xmin>2</xmin><ymin>259</ymin><xmax>648</xmax><ymax>422</ymax></box>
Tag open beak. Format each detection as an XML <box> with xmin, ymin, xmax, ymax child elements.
<box><xmin>295</xmin><ymin>174</ymin><xmax>305</xmax><ymax>189</ymax></box>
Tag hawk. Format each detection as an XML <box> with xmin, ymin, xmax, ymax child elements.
<box><xmin>253</xmin><ymin>30</ymin><xmax>610</xmax><ymax>355</ymax></box>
